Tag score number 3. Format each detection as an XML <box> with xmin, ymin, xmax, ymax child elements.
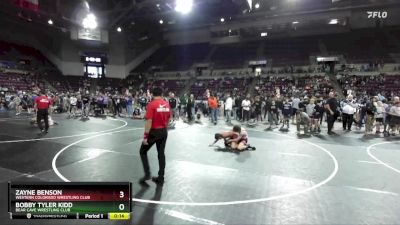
<box><xmin>119</xmin><ymin>191</ymin><xmax>125</xmax><ymax>211</ymax></box>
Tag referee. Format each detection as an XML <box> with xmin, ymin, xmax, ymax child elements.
<box><xmin>139</xmin><ymin>87</ymin><xmax>171</xmax><ymax>185</ymax></box>
<box><xmin>35</xmin><ymin>90</ymin><xmax>52</xmax><ymax>133</ymax></box>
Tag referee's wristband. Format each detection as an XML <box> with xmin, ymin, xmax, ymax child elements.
<box><xmin>144</xmin><ymin>132</ymin><xmax>149</xmax><ymax>140</ymax></box>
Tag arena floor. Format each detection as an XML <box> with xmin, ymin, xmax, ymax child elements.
<box><xmin>1</xmin><ymin>112</ymin><xmax>400</xmax><ymax>225</ymax></box>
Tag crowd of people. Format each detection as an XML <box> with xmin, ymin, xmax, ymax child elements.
<box><xmin>1</xmin><ymin>72</ymin><xmax>400</xmax><ymax>138</ymax></box>
<box><xmin>171</xmin><ymin>89</ymin><xmax>400</xmax><ymax>137</ymax></box>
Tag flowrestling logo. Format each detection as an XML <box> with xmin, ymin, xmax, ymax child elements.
<box><xmin>156</xmin><ymin>104</ymin><xmax>170</xmax><ymax>112</ymax></box>
<box><xmin>367</xmin><ymin>11</ymin><xmax>388</xmax><ymax>19</ymax></box>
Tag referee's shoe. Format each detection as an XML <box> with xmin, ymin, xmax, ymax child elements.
<box><xmin>41</xmin><ymin>129</ymin><xmax>48</xmax><ymax>134</ymax></box>
<box><xmin>139</xmin><ymin>175</ymin><xmax>164</xmax><ymax>185</ymax></box>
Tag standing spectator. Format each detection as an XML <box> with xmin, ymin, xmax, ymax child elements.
<box><xmin>112</xmin><ymin>94</ymin><xmax>120</xmax><ymax>117</ymax></box>
<box><xmin>27</xmin><ymin>93</ymin><xmax>34</xmax><ymax>114</ymax></box>
<box><xmin>168</xmin><ymin>92</ymin><xmax>178</xmax><ymax>121</ymax></box>
<box><xmin>225</xmin><ymin>93</ymin><xmax>233</xmax><ymax>124</ymax></box>
<box><xmin>292</xmin><ymin>96</ymin><xmax>300</xmax><ymax>124</ymax></box>
<box><xmin>69</xmin><ymin>94</ymin><xmax>78</xmax><ymax>118</ymax></box>
<box><xmin>103</xmin><ymin>93</ymin><xmax>109</xmax><ymax>115</ymax></box>
<box><xmin>281</xmin><ymin>97</ymin><xmax>293</xmax><ymax>129</ymax></box>
<box><xmin>15</xmin><ymin>94</ymin><xmax>22</xmax><ymax>115</ymax></box>
<box><xmin>341</xmin><ymin>95</ymin><xmax>357</xmax><ymax>131</ymax></box>
<box><xmin>62</xmin><ymin>94</ymin><xmax>69</xmax><ymax>114</ymax></box>
<box><xmin>97</xmin><ymin>94</ymin><xmax>104</xmax><ymax>115</ymax></box>
<box><xmin>126</xmin><ymin>94</ymin><xmax>133</xmax><ymax>117</ymax></box>
<box><xmin>139</xmin><ymin>93</ymin><xmax>148</xmax><ymax>110</ymax></box>
<box><xmin>208</xmin><ymin>93</ymin><xmax>218</xmax><ymax>125</ymax></box>
<box><xmin>253</xmin><ymin>96</ymin><xmax>262</xmax><ymax>122</ymax></box>
<box><xmin>374</xmin><ymin>100</ymin><xmax>384</xmax><ymax>134</ymax></box>
<box><xmin>187</xmin><ymin>94</ymin><xmax>195</xmax><ymax>122</ymax></box>
<box><xmin>266</xmin><ymin>95</ymin><xmax>279</xmax><ymax>129</ymax></box>
<box><xmin>365</xmin><ymin>96</ymin><xmax>377</xmax><ymax>135</ymax></box>
<box><xmin>81</xmin><ymin>91</ymin><xmax>90</xmax><ymax>118</ymax></box>
<box><xmin>325</xmin><ymin>92</ymin><xmax>339</xmax><ymax>135</ymax></box>
<box><xmin>313</xmin><ymin>99</ymin><xmax>324</xmax><ymax>133</ymax></box>
<box><xmin>139</xmin><ymin>87</ymin><xmax>171</xmax><ymax>185</ymax></box>
<box><xmin>242</xmin><ymin>95</ymin><xmax>251</xmax><ymax>122</ymax></box>
<box><xmin>306</xmin><ymin>99</ymin><xmax>316</xmax><ymax>131</ymax></box>
<box><xmin>383</xmin><ymin>99</ymin><xmax>390</xmax><ymax>135</ymax></box>
<box><xmin>388</xmin><ymin>98</ymin><xmax>400</xmax><ymax>135</ymax></box>
<box><xmin>357</xmin><ymin>98</ymin><xmax>367</xmax><ymax>130</ymax></box>
<box><xmin>179</xmin><ymin>93</ymin><xmax>188</xmax><ymax>119</ymax></box>
<box><xmin>235</xmin><ymin>95</ymin><xmax>242</xmax><ymax>121</ymax></box>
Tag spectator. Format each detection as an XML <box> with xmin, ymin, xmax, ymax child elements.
<box><xmin>168</xmin><ymin>92</ymin><xmax>178</xmax><ymax>121</ymax></box>
<box><xmin>374</xmin><ymin>100</ymin><xmax>384</xmax><ymax>134</ymax></box>
<box><xmin>187</xmin><ymin>94</ymin><xmax>195</xmax><ymax>122</ymax></box>
<box><xmin>325</xmin><ymin>92</ymin><xmax>339</xmax><ymax>135</ymax></box>
<box><xmin>292</xmin><ymin>96</ymin><xmax>300</xmax><ymax>124</ymax></box>
<box><xmin>208</xmin><ymin>93</ymin><xmax>218</xmax><ymax>125</ymax></box>
<box><xmin>126</xmin><ymin>94</ymin><xmax>133</xmax><ymax>118</ymax></box>
<box><xmin>242</xmin><ymin>95</ymin><xmax>251</xmax><ymax>122</ymax></box>
<box><xmin>225</xmin><ymin>93</ymin><xmax>233</xmax><ymax>124</ymax></box>
<box><xmin>341</xmin><ymin>95</ymin><xmax>357</xmax><ymax>131</ymax></box>
<box><xmin>365</xmin><ymin>96</ymin><xmax>377</xmax><ymax>135</ymax></box>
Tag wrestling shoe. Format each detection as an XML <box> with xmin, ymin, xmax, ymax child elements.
<box><xmin>139</xmin><ymin>175</ymin><xmax>151</xmax><ymax>184</ymax></box>
<box><xmin>152</xmin><ymin>176</ymin><xmax>164</xmax><ymax>185</ymax></box>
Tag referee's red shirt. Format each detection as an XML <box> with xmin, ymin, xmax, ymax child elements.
<box><xmin>35</xmin><ymin>96</ymin><xmax>51</xmax><ymax>109</ymax></box>
<box><xmin>145</xmin><ymin>98</ymin><xmax>171</xmax><ymax>129</ymax></box>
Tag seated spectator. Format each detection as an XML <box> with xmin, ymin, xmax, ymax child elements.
<box><xmin>133</xmin><ymin>107</ymin><xmax>142</xmax><ymax>119</ymax></box>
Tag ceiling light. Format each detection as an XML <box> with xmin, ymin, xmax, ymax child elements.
<box><xmin>48</xmin><ymin>19</ymin><xmax>53</xmax><ymax>25</ymax></box>
<box><xmin>247</xmin><ymin>0</ymin><xmax>253</xmax><ymax>10</ymax></box>
<box><xmin>261</xmin><ymin>32</ymin><xmax>268</xmax><ymax>37</ymax></box>
<box><xmin>255</xmin><ymin>3</ymin><xmax>260</xmax><ymax>9</ymax></box>
<box><xmin>329</xmin><ymin>19</ymin><xmax>338</xmax><ymax>25</ymax></box>
<box><xmin>220</xmin><ymin>18</ymin><xmax>225</xmax><ymax>22</ymax></box>
<box><xmin>82</xmin><ymin>13</ymin><xmax>97</xmax><ymax>29</ymax></box>
<box><xmin>292</xmin><ymin>21</ymin><xmax>299</xmax><ymax>24</ymax></box>
<box><xmin>117</xmin><ymin>27</ymin><xmax>122</xmax><ymax>32</ymax></box>
<box><xmin>175</xmin><ymin>0</ymin><xmax>193</xmax><ymax>14</ymax></box>
<box><xmin>159</xmin><ymin>19</ymin><xmax>164</xmax><ymax>24</ymax></box>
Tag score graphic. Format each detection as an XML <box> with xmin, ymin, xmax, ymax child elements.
<box><xmin>8</xmin><ymin>182</ymin><xmax>131</xmax><ymax>220</ymax></box>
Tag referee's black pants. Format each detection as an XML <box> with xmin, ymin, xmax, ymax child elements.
<box><xmin>327</xmin><ymin>113</ymin><xmax>336</xmax><ymax>133</ymax></box>
<box><xmin>342</xmin><ymin>113</ymin><xmax>353</xmax><ymax>130</ymax></box>
<box><xmin>140</xmin><ymin>128</ymin><xmax>168</xmax><ymax>178</ymax></box>
<box><xmin>37</xmin><ymin>109</ymin><xmax>49</xmax><ymax>131</ymax></box>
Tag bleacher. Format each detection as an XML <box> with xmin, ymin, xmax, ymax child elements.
<box><xmin>189</xmin><ymin>77</ymin><xmax>252</xmax><ymax>100</ymax></box>
<box><xmin>385</xmin><ymin>75</ymin><xmax>400</xmax><ymax>96</ymax></box>
<box><xmin>338</xmin><ymin>74</ymin><xmax>400</xmax><ymax>97</ymax></box>
<box><xmin>255</xmin><ymin>75</ymin><xmax>332</xmax><ymax>97</ymax></box>
<box><xmin>0</xmin><ymin>40</ymin><xmax>53</xmax><ymax>68</ymax></box>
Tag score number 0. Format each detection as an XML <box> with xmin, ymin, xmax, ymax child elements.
<box><xmin>119</xmin><ymin>191</ymin><xmax>125</xmax><ymax>211</ymax></box>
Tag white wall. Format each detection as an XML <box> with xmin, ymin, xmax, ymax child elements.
<box><xmin>60</xmin><ymin>61</ymin><xmax>83</xmax><ymax>76</ymax></box>
<box><xmin>55</xmin><ymin>34</ymin><xmax>128</xmax><ymax>78</ymax></box>
<box><xmin>107</xmin><ymin>65</ymin><xmax>126</xmax><ymax>78</ymax></box>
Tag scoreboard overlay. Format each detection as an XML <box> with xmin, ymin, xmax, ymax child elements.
<box><xmin>8</xmin><ymin>182</ymin><xmax>131</xmax><ymax>220</ymax></box>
